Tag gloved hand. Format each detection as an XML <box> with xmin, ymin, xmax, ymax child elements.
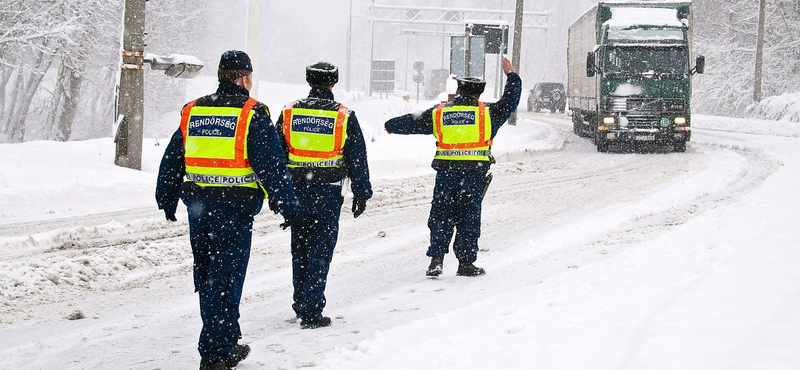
<box><xmin>352</xmin><ymin>199</ymin><xmax>367</xmax><ymax>218</ymax></box>
<box><xmin>280</xmin><ymin>210</ymin><xmax>299</xmax><ymax>230</ymax></box>
<box><xmin>268</xmin><ymin>197</ymin><xmax>279</xmax><ymax>214</ymax></box>
<box><xmin>164</xmin><ymin>211</ymin><xmax>177</xmax><ymax>222</ymax></box>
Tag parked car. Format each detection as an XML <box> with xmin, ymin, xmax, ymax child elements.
<box><xmin>527</xmin><ymin>82</ymin><xmax>566</xmax><ymax>113</ymax></box>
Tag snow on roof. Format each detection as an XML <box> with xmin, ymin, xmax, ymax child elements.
<box><xmin>605</xmin><ymin>7</ymin><xmax>684</xmax><ymax>28</ymax></box>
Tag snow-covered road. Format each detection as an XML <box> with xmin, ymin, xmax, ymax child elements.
<box><xmin>1</xmin><ymin>107</ymin><xmax>798</xmax><ymax>369</ymax></box>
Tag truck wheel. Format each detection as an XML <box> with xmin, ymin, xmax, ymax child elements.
<box><xmin>596</xmin><ymin>139</ymin><xmax>610</xmax><ymax>153</ymax></box>
<box><xmin>594</xmin><ymin>131</ymin><xmax>610</xmax><ymax>152</ymax></box>
<box><xmin>673</xmin><ymin>140</ymin><xmax>687</xmax><ymax>152</ymax></box>
<box><xmin>572</xmin><ymin>112</ymin><xmax>583</xmax><ymax>136</ymax></box>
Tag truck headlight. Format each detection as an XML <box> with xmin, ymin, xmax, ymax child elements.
<box><xmin>674</xmin><ymin>116</ymin><xmax>687</xmax><ymax>125</ymax></box>
<box><xmin>599</xmin><ymin>116</ymin><xmax>615</xmax><ymax>130</ymax></box>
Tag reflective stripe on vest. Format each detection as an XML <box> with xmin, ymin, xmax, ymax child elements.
<box><xmin>432</xmin><ymin>102</ymin><xmax>493</xmax><ymax>161</ymax></box>
<box><xmin>180</xmin><ymin>98</ymin><xmax>261</xmax><ymax>188</ymax></box>
<box><xmin>282</xmin><ymin>102</ymin><xmax>348</xmax><ymax>168</ymax></box>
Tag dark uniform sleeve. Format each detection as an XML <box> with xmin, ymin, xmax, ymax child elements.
<box><xmin>488</xmin><ymin>72</ymin><xmax>523</xmax><ymax>138</ymax></box>
<box><xmin>384</xmin><ymin>106</ymin><xmax>436</xmax><ymax>135</ymax></box>
<box><xmin>343</xmin><ymin>111</ymin><xmax>373</xmax><ymax>201</ymax></box>
<box><xmin>247</xmin><ymin>105</ymin><xmax>299</xmax><ymax>220</ymax></box>
<box><xmin>275</xmin><ymin>111</ymin><xmax>290</xmax><ymax>157</ymax></box>
<box><xmin>155</xmin><ymin>129</ymin><xmax>186</xmax><ymax>216</ymax></box>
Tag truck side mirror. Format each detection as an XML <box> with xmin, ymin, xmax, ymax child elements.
<box><xmin>694</xmin><ymin>55</ymin><xmax>705</xmax><ymax>74</ymax></box>
<box><xmin>586</xmin><ymin>53</ymin><xmax>596</xmax><ymax>77</ymax></box>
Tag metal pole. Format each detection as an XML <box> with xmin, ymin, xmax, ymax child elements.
<box><xmin>368</xmin><ymin>0</ymin><xmax>375</xmax><ymax>96</ymax></box>
<box><xmin>754</xmin><ymin>0</ymin><xmax>766</xmax><ymax>102</ymax></box>
<box><xmin>115</xmin><ymin>0</ymin><xmax>145</xmax><ymax>169</ymax></box>
<box><xmin>246</xmin><ymin>0</ymin><xmax>262</xmax><ymax>97</ymax></box>
<box><xmin>495</xmin><ymin>25</ymin><xmax>507</xmax><ymax>99</ymax></box>
<box><xmin>405</xmin><ymin>35</ymin><xmax>409</xmax><ymax>91</ymax></box>
<box><xmin>346</xmin><ymin>0</ymin><xmax>353</xmax><ymax>91</ymax></box>
<box><xmin>509</xmin><ymin>0</ymin><xmax>524</xmax><ymax>125</ymax></box>
<box><xmin>465</xmin><ymin>31</ymin><xmax>471</xmax><ymax>77</ymax></box>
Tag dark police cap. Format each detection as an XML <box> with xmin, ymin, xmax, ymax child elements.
<box><xmin>306</xmin><ymin>62</ymin><xmax>339</xmax><ymax>86</ymax></box>
<box><xmin>456</xmin><ymin>77</ymin><xmax>487</xmax><ymax>96</ymax></box>
<box><xmin>218</xmin><ymin>50</ymin><xmax>252</xmax><ymax>71</ymax></box>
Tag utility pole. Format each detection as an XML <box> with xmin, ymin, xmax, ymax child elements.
<box><xmin>754</xmin><ymin>0</ymin><xmax>766</xmax><ymax>102</ymax></box>
<box><xmin>115</xmin><ymin>0</ymin><xmax>145</xmax><ymax>170</ymax></box>
<box><xmin>509</xmin><ymin>0</ymin><xmax>524</xmax><ymax>125</ymax></box>
<box><xmin>114</xmin><ymin>0</ymin><xmax>203</xmax><ymax>170</ymax></box>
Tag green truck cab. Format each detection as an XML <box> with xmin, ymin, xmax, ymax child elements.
<box><xmin>568</xmin><ymin>1</ymin><xmax>704</xmax><ymax>152</ymax></box>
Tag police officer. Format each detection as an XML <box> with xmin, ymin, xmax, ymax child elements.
<box><xmin>384</xmin><ymin>57</ymin><xmax>521</xmax><ymax>277</ymax></box>
<box><xmin>156</xmin><ymin>50</ymin><xmax>299</xmax><ymax>370</ymax></box>
<box><xmin>275</xmin><ymin>61</ymin><xmax>372</xmax><ymax>329</ymax></box>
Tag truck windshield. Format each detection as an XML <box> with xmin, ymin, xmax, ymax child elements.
<box><xmin>607</xmin><ymin>27</ymin><xmax>684</xmax><ymax>42</ymax></box>
<box><xmin>602</xmin><ymin>47</ymin><xmax>688</xmax><ymax>79</ymax></box>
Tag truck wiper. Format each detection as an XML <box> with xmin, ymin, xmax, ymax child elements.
<box><xmin>606</xmin><ymin>71</ymin><xmax>633</xmax><ymax>79</ymax></box>
<box><xmin>656</xmin><ymin>72</ymin><xmax>687</xmax><ymax>80</ymax></box>
<box><xmin>629</xmin><ymin>98</ymin><xmax>664</xmax><ymax>112</ymax></box>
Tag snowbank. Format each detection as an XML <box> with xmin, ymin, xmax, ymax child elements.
<box><xmin>745</xmin><ymin>91</ymin><xmax>800</xmax><ymax>123</ymax></box>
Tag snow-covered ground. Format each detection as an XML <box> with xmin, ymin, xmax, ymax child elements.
<box><xmin>1</xmin><ymin>79</ymin><xmax>799</xmax><ymax>370</ymax></box>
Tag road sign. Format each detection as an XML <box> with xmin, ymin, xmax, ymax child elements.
<box><xmin>413</xmin><ymin>60</ymin><xmax>425</xmax><ymax>72</ymax></box>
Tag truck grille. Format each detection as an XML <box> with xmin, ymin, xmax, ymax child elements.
<box><xmin>606</xmin><ymin>97</ymin><xmax>685</xmax><ymax>113</ymax></box>
<box><xmin>625</xmin><ymin>115</ymin><xmax>660</xmax><ymax>129</ymax></box>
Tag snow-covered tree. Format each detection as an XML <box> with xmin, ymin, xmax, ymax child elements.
<box><xmin>693</xmin><ymin>0</ymin><xmax>800</xmax><ymax>116</ymax></box>
<box><xmin>0</xmin><ymin>0</ymin><xmax>208</xmax><ymax>143</ymax></box>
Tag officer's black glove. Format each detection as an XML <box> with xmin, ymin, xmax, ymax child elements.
<box><xmin>352</xmin><ymin>199</ymin><xmax>367</xmax><ymax>218</ymax></box>
<box><xmin>280</xmin><ymin>211</ymin><xmax>297</xmax><ymax>230</ymax></box>
<box><xmin>268</xmin><ymin>197</ymin><xmax>279</xmax><ymax>214</ymax></box>
<box><xmin>164</xmin><ymin>211</ymin><xmax>177</xmax><ymax>222</ymax></box>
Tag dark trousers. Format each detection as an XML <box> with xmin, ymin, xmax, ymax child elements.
<box><xmin>182</xmin><ymin>195</ymin><xmax>261</xmax><ymax>362</ymax></box>
<box><xmin>427</xmin><ymin>170</ymin><xmax>485</xmax><ymax>264</ymax></box>
<box><xmin>290</xmin><ymin>184</ymin><xmax>343</xmax><ymax>323</ymax></box>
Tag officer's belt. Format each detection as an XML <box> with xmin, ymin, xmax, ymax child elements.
<box><xmin>186</xmin><ymin>172</ymin><xmax>259</xmax><ymax>185</ymax></box>
<box><xmin>288</xmin><ymin>159</ymin><xmax>344</xmax><ymax>168</ymax></box>
<box><xmin>437</xmin><ymin>150</ymin><xmax>492</xmax><ymax>157</ymax></box>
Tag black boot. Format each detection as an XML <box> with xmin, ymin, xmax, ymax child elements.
<box><xmin>301</xmin><ymin>316</ymin><xmax>332</xmax><ymax>329</ymax></box>
<box><xmin>199</xmin><ymin>358</ymin><xmax>228</xmax><ymax>370</ymax></box>
<box><xmin>426</xmin><ymin>255</ymin><xmax>444</xmax><ymax>277</ymax></box>
<box><xmin>456</xmin><ymin>263</ymin><xmax>485</xmax><ymax>277</ymax></box>
<box><xmin>225</xmin><ymin>344</ymin><xmax>250</xmax><ymax>368</ymax></box>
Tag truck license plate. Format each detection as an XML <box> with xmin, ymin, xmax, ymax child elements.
<box><xmin>635</xmin><ymin>135</ymin><xmax>655</xmax><ymax>141</ymax></box>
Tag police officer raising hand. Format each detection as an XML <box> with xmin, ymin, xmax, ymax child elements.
<box><xmin>384</xmin><ymin>57</ymin><xmax>522</xmax><ymax>278</ymax></box>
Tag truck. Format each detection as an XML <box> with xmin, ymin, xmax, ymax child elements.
<box><xmin>567</xmin><ymin>0</ymin><xmax>704</xmax><ymax>152</ymax></box>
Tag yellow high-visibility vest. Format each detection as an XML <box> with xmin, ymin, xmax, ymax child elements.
<box><xmin>179</xmin><ymin>98</ymin><xmax>261</xmax><ymax>189</ymax></box>
<box><xmin>432</xmin><ymin>102</ymin><xmax>493</xmax><ymax>161</ymax></box>
<box><xmin>281</xmin><ymin>102</ymin><xmax>348</xmax><ymax>168</ymax></box>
